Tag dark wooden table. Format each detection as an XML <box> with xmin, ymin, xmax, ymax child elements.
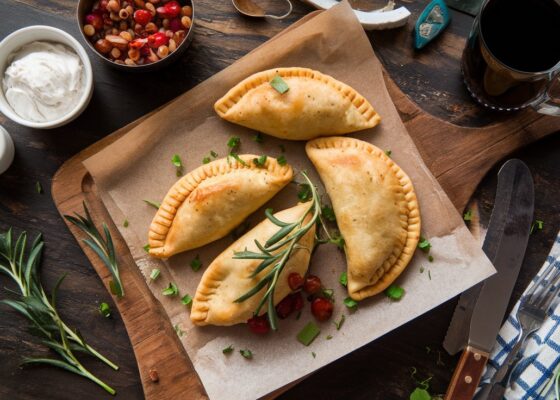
<box><xmin>1</xmin><ymin>0</ymin><xmax>559</xmax><ymax>399</ymax></box>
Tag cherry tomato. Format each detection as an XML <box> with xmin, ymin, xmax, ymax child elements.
<box><xmin>247</xmin><ymin>315</ymin><xmax>270</xmax><ymax>335</ymax></box>
<box><xmin>292</xmin><ymin>292</ymin><xmax>304</xmax><ymax>311</ymax></box>
<box><xmin>311</xmin><ymin>298</ymin><xmax>334</xmax><ymax>321</ymax></box>
<box><xmin>288</xmin><ymin>272</ymin><xmax>304</xmax><ymax>291</ymax></box>
<box><xmin>276</xmin><ymin>295</ymin><xmax>295</xmax><ymax>319</ymax></box>
<box><xmin>303</xmin><ymin>275</ymin><xmax>322</xmax><ymax>295</ymax></box>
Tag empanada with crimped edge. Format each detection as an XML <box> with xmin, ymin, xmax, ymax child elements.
<box><xmin>191</xmin><ymin>203</ymin><xmax>315</xmax><ymax>326</ymax></box>
<box><xmin>306</xmin><ymin>137</ymin><xmax>420</xmax><ymax>300</ymax></box>
<box><xmin>148</xmin><ymin>155</ymin><xmax>293</xmax><ymax>258</ymax></box>
<box><xmin>214</xmin><ymin>67</ymin><xmax>380</xmax><ymax>141</ymax></box>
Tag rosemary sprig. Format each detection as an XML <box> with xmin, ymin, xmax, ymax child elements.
<box><xmin>0</xmin><ymin>229</ymin><xmax>117</xmax><ymax>394</ymax></box>
<box><xmin>64</xmin><ymin>202</ymin><xmax>124</xmax><ymax>297</ymax></box>
<box><xmin>233</xmin><ymin>172</ymin><xmax>320</xmax><ymax>330</ymax></box>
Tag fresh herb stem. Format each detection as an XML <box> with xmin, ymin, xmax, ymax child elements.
<box><xmin>233</xmin><ymin>171</ymin><xmax>320</xmax><ymax>330</ymax></box>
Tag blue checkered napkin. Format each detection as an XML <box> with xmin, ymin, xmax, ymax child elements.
<box><xmin>479</xmin><ymin>231</ymin><xmax>560</xmax><ymax>400</ymax></box>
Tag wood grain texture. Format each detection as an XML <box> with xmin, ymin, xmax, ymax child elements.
<box><xmin>444</xmin><ymin>346</ymin><xmax>489</xmax><ymax>400</ymax></box>
<box><xmin>0</xmin><ymin>0</ymin><xmax>559</xmax><ymax>399</ymax></box>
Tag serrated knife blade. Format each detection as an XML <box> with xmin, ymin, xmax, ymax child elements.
<box><xmin>444</xmin><ymin>159</ymin><xmax>534</xmax><ymax>400</ymax></box>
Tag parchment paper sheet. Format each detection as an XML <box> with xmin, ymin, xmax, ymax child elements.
<box><xmin>84</xmin><ymin>3</ymin><xmax>495</xmax><ymax>399</ymax></box>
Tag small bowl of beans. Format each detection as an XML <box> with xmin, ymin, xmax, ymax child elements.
<box><xmin>77</xmin><ymin>0</ymin><xmax>194</xmax><ymax>70</ymax></box>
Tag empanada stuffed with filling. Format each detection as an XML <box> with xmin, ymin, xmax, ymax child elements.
<box><xmin>214</xmin><ymin>68</ymin><xmax>380</xmax><ymax>141</ymax></box>
<box><xmin>191</xmin><ymin>203</ymin><xmax>315</xmax><ymax>326</ymax></box>
<box><xmin>306</xmin><ymin>137</ymin><xmax>420</xmax><ymax>301</ymax></box>
<box><xmin>148</xmin><ymin>155</ymin><xmax>293</xmax><ymax>258</ymax></box>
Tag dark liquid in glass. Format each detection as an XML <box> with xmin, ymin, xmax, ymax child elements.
<box><xmin>462</xmin><ymin>0</ymin><xmax>560</xmax><ymax>110</ymax></box>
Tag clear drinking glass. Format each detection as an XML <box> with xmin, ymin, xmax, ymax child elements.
<box><xmin>462</xmin><ymin>0</ymin><xmax>560</xmax><ymax>115</ymax></box>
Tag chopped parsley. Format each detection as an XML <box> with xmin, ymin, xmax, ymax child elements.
<box><xmin>172</xmin><ymin>154</ymin><xmax>183</xmax><ymax>176</ymax></box>
<box><xmin>277</xmin><ymin>155</ymin><xmax>287</xmax><ymax>166</ymax></box>
<box><xmin>143</xmin><ymin>199</ymin><xmax>161</xmax><ymax>209</ymax></box>
<box><xmin>253</xmin><ymin>133</ymin><xmax>264</xmax><ymax>143</ymax></box>
<box><xmin>270</xmin><ymin>74</ymin><xmax>289</xmax><ymax>94</ymax></box>
<box><xmin>343</xmin><ymin>297</ymin><xmax>358</xmax><ymax>311</ymax></box>
<box><xmin>417</xmin><ymin>236</ymin><xmax>431</xmax><ymax>253</ymax></box>
<box><xmin>190</xmin><ymin>254</ymin><xmax>202</xmax><ymax>272</ymax></box>
<box><xmin>150</xmin><ymin>268</ymin><xmax>160</xmax><ymax>281</ymax></box>
<box><xmin>227</xmin><ymin>136</ymin><xmax>241</xmax><ymax>150</ymax></box>
<box><xmin>339</xmin><ymin>271</ymin><xmax>348</xmax><ymax>287</ymax></box>
<box><xmin>297</xmin><ymin>183</ymin><xmax>312</xmax><ymax>202</ymax></box>
<box><xmin>253</xmin><ymin>155</ymin><xmax>267</xmax><ymax>168</ymax></box>
<box><xmin>463</xmin><ymin>209</ymin><xmax>473</xmax><ymax>221</ymax></box>
<box><xmin>321</xmin><ymin>205</ymin><xmax>336</xmax><ymax>222</ymax></box>
<box><xmin>36</xmin><ymin>181</ymin><xmax>43</xmax><ymax>194</ymax></box>
<box><xmin>222</xmin><ymin>345</ymin><xmax>234</xmax><ymax>354</ymax></box>
<box><xmin>240</xmin><ymin>349</ymin><xmax>253</xmax><ymax>359</ymax></box>
<box><xmin>181</xmin><ymin>294</ymin><xmax>192</xmax><ymax>306</ymax></box>
<box><xmin>334</xmin><ymin>314</ymin><xmax>345</xmax><ymax>330</ymax></box>
<box><xmin>162</xmin><ymin>282</ymin><xmax>179</xmax><ymax>296</ymax></box>
<box><xmin>531</xmin><ymin>219</ymin><xmax>544</xmax><ymax>234</ymax></box>
<box><xmin>297</xmin><ymin>322</ymin><xmax>321</xmax><ymax>346</ymax></box>
<box><xmin>123</xmin><ymin>219</ymin><xmax>129</xmax><ymax>228</ymax></box>
<box><xmin>384</xmin><ymin>150</ymin><xmax>392</xmax><ymax>157</ymax></box>
<box><xmin>385</xmin><ymin>284</ymin><xmax>405</xmax><ymax>301</ymax></box>
<box><xmin>98</xmin><ymin>302</ymin><xmax>111</xmax><ymax>318</ymax></box>
<box><xmin>143</xmin><ymin>244</ymin><xmax>150</xmax><ymax>253</ymax></box>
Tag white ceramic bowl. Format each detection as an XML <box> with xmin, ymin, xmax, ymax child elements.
<box><xmin>0</xmin><ymin>25</ymin><xmax>93</xmax><ymax>129</ymax></box>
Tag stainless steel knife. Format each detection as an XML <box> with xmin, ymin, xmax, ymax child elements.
<box><xmin>444</xmin><ymin>159</ymin><xmax>534</xmax><ymax>400</ymax></box>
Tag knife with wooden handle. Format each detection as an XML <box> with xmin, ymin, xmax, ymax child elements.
<box><xmin>444</xmin><ymin>159</ymin><xmax>534</xmax><ymax>400</ymax></box>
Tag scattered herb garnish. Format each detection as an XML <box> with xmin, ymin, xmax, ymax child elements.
<box><xmin>311</xmin><ymin>352</ymin><xmax>316</xmax><ymax>358</ymax></box>
<box><xmin>344</xmin><ymin>297</ymin><xmax>358</xmax><ymax>311</ymax></box>
<box><xmin>150</xmin><ymin>268</ymin><xmax>160</xmax><ymax>281</ymax></box>
<box><xmin>0</xmin><ymin>229</ymin><xmax>118</xmax><ymax>394</ymax></box>
<box><xmin>99</xmin><ymin>302</ymin><xmax>111</xmax><ymax>318</ymax></box>
<box><xmin>240</xmin><ymin>349</ymin><xmax>253</xmax><ymax>359</ymax></box>
<box><xmin>143</xmin><ymin>199</ymin><xmax>161</xmax><ymax>209</ymax></box>
<box><xmin>339</xmin><ymin>271</ymin><xmax>348</xmax><ymax>287</ymax></box>
<box><xmin>428</xmin><ymin>255</ymin><xmax>434</xmax><ymax>262</ymax></box>
<box><xmin>270</xmin><ymin>74</ymin><xmax>289</xmax><ymax>94</ymax></box>
<box><xmin>233</xmin><ymin>172</ymin><xmax>320</xmax><ymax>330</ymax></box>
<box><xmin>321</xmin><ymin>205</ymin><xmax>336</xmax><ymax>222</ymax></box>
<box><xmin>410</xmin><ymin>387</ymin><xmax>432</xmax><ymax>400</ymax></box>
<box><xmin>202</xmin><ymin>156</ymin><xmax>211</xmax><ymax>164</ymax></box>
<box><xmin>463</xmin><ymin>209</ymin><xmax>473</xmax><ymax>221</ymax></box>
<box><xmin>36</xmin><ymin>181</ymin><xmax>43</xmax><ymax>194</ymax></box>
<box><xmin>229</xmin><ymin>152</ymin><xmax>248</xmax><ymax>166</ymax></box>
<box><xmin>190</xmin><ymin>254</ymin><xmax>202</xmax><ymax>272</ymax></box>
<box><xmin>174</xmin><ymin>324</ymin><xmax>184</xmax><ymax>337</ymax></box>
<box><xmin>253</xmin><ymin>155</ymin><xmax>267</xmax><ymax>168</ymax></box>
<box><xmin>531</xmin><ymin>219</ymin><xmax>544</xmax><ymax>234</ymax></box>
<box><xmin>418</xmin><ymin>237</ymin><xmax>431</xmax><ymax>252</ymax></box>
<box><xmin>279</xmin><ymin>144</ymin><xmax>286</xmax><ymax>153</ymax></box>
<box><xmin>143</xmin><ymin>244</ymin><xmax>150</xmax><ymax>253</ymax></box>
<box><xmin>420</xmin><ymin>266</ymin><xmax>425</xmax><ymax>274</ymax></box>
<box><xmin>297</xmin><ymin>322</ymin><xmax>321</xmax><ymax>346</ymax></box>
<box><xmin>222</xmin><ymin>345</ymin><xmax>234</xmax><ymax>354</ymax></box>
<box><xmin>227</xmin><ymin>136</ymin><xmax>241</xmax><ymax>150</ymax></box>
<box><xmin>329</xmin><ymin>232</ymin><xmax>345</xmax><ymax>250</ymax></box>
<box><xmin>297</xmin><ymin>183</ymin><xmax>312</xmax><ymax>202</ymax></box>
<box><xmin>181</xmin><ymin>294</ymin><xmax>192</xmax><ymax>306</ymax></box>
<box><xmin>123</xmin><ymin>219</ymin><xmax>129</xmax><ymax>228</ymax></box>
<box><xmin>326</xmin><ymin>335</ymin><xmax>333</xmax><ymax>340</ymax></box>
<box><xmin>385</xmin><ymin>150</ymin><xmax>392</xmax><ymax>157</ymax></box>
<box><xmin>253</xmin><ymin>133</ymin><xmax>264</xmax><ymax>143</ymax></box>
<box><xmin>428</xmin><ymin>270</ymin><xmax>432</xmax><ymax>280</ymax></box>
<box><xmin>210</xmin><ymin>150</ymin><xmax>218</xmax><ymax>158</ymax></box>
<box><xmin>65</xmin><ymin>203</ymin><xmax>124</xmax><ymax>298</ymax></box>
<box><xmin>385</xmin><ymin>284</ymin><xmax>405</xmax><ymax>301</ymax></box>
<box><xmin>171</xmin><ymin>154</ymin><xmax>183</xmax><ymax>177</ymax></box>
<box><xmin>277</xmin><ymin>155</ymin><xmax>287</xmax><ymax>166</ymax></box>
<box><xmin>162</xmin><ymin>282</ymin><xmax>178</xmax><ymax>296</ymax></box>
<box><xmin>334</xmin><ymin>314</ymin><xmax>345</xmax><ymax>330</ymax></box>
<box><xmin>321</xmin><ymin>288</ymin><xmax>334</xmax><ymax>301</ymax></box>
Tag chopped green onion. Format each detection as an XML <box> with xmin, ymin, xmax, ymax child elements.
<box><xmin>190</xmin><ymin>254</ymin><xmax>202</xmax><ymax>272</ymax></box>
<box><xmin>172</xmin><ymin>154</ymin><xmax>183</xmax><ymax>176</ymax></box>
<box><xmin>334</xmin><ymin>314</ymin><xmax>345</xmax><ymax>330</ymax></box>
<box><xmin>229</xmin><ymin>152</ymin><xmax>247</xmax><ymax>166</ymax></box>
<box><xmin>321</xmin><ymin>288</ymin><xmax>334</xmax><ymax>301</ymax></box>
<box><xmin>311</xmin><ymin>352</ymin><xmax>316</xmax><ymax>358</ymax></box>
<box><xmin>329</xmin><ymin>233</ymin><xmax>345</xmax><ymax>250</ymax></box>
<box><xmin>143</xmin><ymin>244</ymin><xmax>150</xmax><ymax>253</ymax></box>
<box><xmin>297</xmin><ymin>184</ymin><xmax>312</xmax><ymax>202</ymax></box>
<box><xmin>253</xmin><ymin>155</ymin><xmax>267</xmax><ymax>168</ymax></box>
<box><xmin>123</xmin><ymin>219</ymin><xmax>129</xmax><ymax>228</ymax></box>
<box><xmin>297</xmin><ymin>322</ymin><xmax>321</xmax><ymax>346</ymax></box>
<box><xmin>143</xmin><ymin>199</ymin><xmax>161</xmax><ymax>209</ymax></box>
<box><xmin>428</xmin><ymin>255</ymin><xmax>434</xmax><ymax>262</ymax></box>
<box><xmin>98</xmin><ymin>302</ymin><xmax>111</xmax><ymax>318</ymax></box>
<box><xmin>417</xmin><ymin>236</ymin><xmax>431</xmax><ymax>252</ymax></box>
<box><xmin>343</xmin><ymin>297</ymin><xmax>358</xmax><ymax>310</ymax></box>
<box><xmin>385</xmin><ymin>150</ymin><xmax>392</xmax><ymax>157</ymax></box>
<box><xmin>321</xmin><ymin>205</ymin><xmax>336</xmax><ymax>222</ymax></box>
<box><xmin>463</xmin><ymin>209</ymin><xmax>473</xmax><ymax>221</ymax></box>
<box><xmin>202</xmin><ymin>156</ymin><xmax>211</xmax><ymax>164</ymax></box>
<box><xmin>150</xmin><ymin>268</ymin><xmax>160</xmax><ymax>281</ymax></box>
<box><xmin>339</xmin><ymin>272</ymin><xmax>348</xmax><ymax>287</ymax></box>
<box><xmin>162</xmin><ymin>282</ymin><xmax>178</xmax><ymax>296</ymax></box>
<box><xmin>210</xmin><ymin>150</ymin><xmax>218</xmax><ymax>158</ymax></box>
<box><xmin>277</xmin><ymin>155</ymin><xmax>287</xmax><ymax>166</ymax></box>
<box><xmin>222</xmin><ymin>345</ymin><xmax>234</xmax><ymax>354</ymax></box>
<box><xmin>531</xmin><ymin>219</ymin><xmax>544</xmax><ymax>234</ymax></box>
<box><xmin>240</xmin><ymin>349</ymin><xmax>253</xmax><ymax>359</ymax></box>
<box><xmin>174</xmin><ymin>324</ymin><xmax>184</xmax><ymax>337</ymax></box>
<box><xmin>385</xmin><ymin>284</ymin><xmax>405</xmax><ymax>301</ymax></box>
<box><xmin>227</xmin><ymin>136</ymin><xmax>240</xmax><ymax>149</ymax></box>
<box><xmin>253</xmin><ymin>133</ymin><xmax>264</xmax><ymax>143</ymax></box>
<box><xmin>181</xmin><ymin>294</ymin><xmax>192</xmax><ymax>306</ymax></box>
<box><xmin>326</xmin><ymin>335</ymin><xmax>333</xmax><ymax>340</ymax></box>
<box><xmin>270</xmin><ymin>74</ymin><xmax>289</xmax><ymax>94</ymax></box>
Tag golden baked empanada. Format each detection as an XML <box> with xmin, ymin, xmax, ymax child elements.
<box><xmin>148</xmin><ymin>155</ymin><xmax>293</xmax><ymax>258</ymax></box>
<box><xmin>191</xmin><ymin>203</ymin><xmax>315</xmax><ymax>326</ymax></box>
<box><xmin>214</xmin><ymin>68</ymin><xmax>380</xmax><ymax>141</ymax></box>
<box><xmin>306</xmin><ymin>137</ymin><xmax>420</xmax><ymax>301</ymax></box>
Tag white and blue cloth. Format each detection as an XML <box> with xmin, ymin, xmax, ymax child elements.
<box><xmin>480</xmin><ymin>231</ymin><xmax>560</xmax><ymax>399</ymax></box>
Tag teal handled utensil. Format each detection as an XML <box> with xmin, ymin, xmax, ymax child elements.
<box><xmin>414</xmin><ymin>0</ymin><xmax>451</xmax><ymax>49</ymax></box>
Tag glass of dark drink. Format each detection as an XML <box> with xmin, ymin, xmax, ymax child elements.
<box><xmin>462</xmin><ymin>0</ymin><xmax>560</xmax><ymax>115</ymax></box>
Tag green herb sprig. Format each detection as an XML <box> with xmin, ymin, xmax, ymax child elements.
<box><xmin>233</xmin><ymin>172</ymin><xmax>320</xmax><ymax>330</ymax></box>
<box><xmin>65</xmin><ymin>203</ymin><xmax>124</xmax><ymax>298</ymax></box>
<box><xmin>0</xmin><ymin>229</ymin><xmax>118</xmax><ymax>394</ymax></box>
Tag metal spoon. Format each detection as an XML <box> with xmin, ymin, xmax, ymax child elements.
<box><xmin>232</xmin><ymin>0</ymin><xmax>293</xmax><ymax>19</ymax></box>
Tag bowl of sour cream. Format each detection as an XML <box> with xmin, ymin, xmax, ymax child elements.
<box><xmin>0</xmin><ymin>26</ymin><xmax>93</xmax><ymax>129</ymax></box>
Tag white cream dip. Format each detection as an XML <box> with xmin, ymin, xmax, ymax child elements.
<box><xmin>2</xmin><ymin>41</ymin><xmax>84</xmax><ymax>123</ymax></box>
